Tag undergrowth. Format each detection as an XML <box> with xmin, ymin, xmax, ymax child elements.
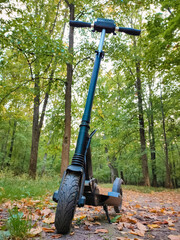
<box><xmin>6</xmin><ymin>207</ymin><xmax>32</xmax><ymax>239</ymax></box>
<box><xmin>101</xmin><ymin>183</ymin><xmax>180</xmax><ymax>193</ymax></box>
<box><xmin>0</xmin><ymin>171</ymin><xmax>179</xmax><ymax>204</ymax></box>
<box><xmin>0</xmin><ymin>171</ymin><xmax>60</xmax><ymax>203</ymax></box>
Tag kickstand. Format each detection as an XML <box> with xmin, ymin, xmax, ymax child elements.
<box><xmin>103</xmin><ymin>204</ymin><xmax>111</xmax><ymax>224</ymax></box>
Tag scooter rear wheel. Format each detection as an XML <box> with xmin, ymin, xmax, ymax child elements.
<box><xmin>55</xmin><ymin>173</ymin><xmax>80</xmax><ymax>234</ymax></box>
<box><xmin>112</xmin><ymin>178</ymin><xmax>123</xmax><ymax>213</ymax></box>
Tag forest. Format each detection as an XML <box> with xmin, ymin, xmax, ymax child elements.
<box><xmin>0</xmin><ymin>0</ymin><xmax>179</xmax><ymax>188</ymax></box>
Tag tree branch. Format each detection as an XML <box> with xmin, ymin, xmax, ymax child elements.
<box><xmin>73</xmin><ymin>56</ymin><xmax>94</xmax><ymax>71</ymax></box>
<box><xmin>38</xmin><ymin>69</ymin><xmax>55</xmax><ymax>130</ymax></box>
<box><xmin>64</xmin><ymin>0</ymin><xmax>70</xmax><ymax>7</ymax></box>
<box><xmin>0</xmin><ymin>79</ymin><xmax>34</xmax><ymax>104</ymax></box>
<box><xmin>50</xmin><ymin>0</ymin><xmax>62</xmax><ymax>34</ymax></box>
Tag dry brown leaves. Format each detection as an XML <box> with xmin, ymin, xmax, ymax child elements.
<box><xmin>1</xmin><ymin>189</ymin><xmax>180</xmax><ymax>239</ymax></box>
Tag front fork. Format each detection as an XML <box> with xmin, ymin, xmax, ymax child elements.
<box><xmin>67</xmin><ymin>130</ymin><xmax>97</xmax><ymax>207</ymax></box>
<box><xmin>53</xmin><ymin>129</ymin><xmax>97</xmax><ymax>204</ymax></box>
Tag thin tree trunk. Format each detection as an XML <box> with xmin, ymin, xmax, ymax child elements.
<box><xmin>41</xmin><ymin>131</ymin><xmax>52</xmax><ymax>175</ymax></box>
<box><xmin>29</xmin><ymin>69</ymin><xmax>55</xmax><ymax>179</ymax></box>
<box><xmin>1</xmin><ymin>121</ymin><xmax>10</xmax><ymax>169</ymax></box>
<box><xmin>170</xmin><ymin>143</ymin><xmax>177</xmax><ymax>188</ymax></box>
<box><xmin>60</xmin><ymin>2</ymin><xmax>74</xmax><ymax>177</ymax></box>
<box><xmin>148</xmin><ymin>83</ymin><xmax>157</xmax><ymax>187</ymax></box>
<box><xmin>136</xmin><ymin>61</ymin><xmax>150</xmax><ymax>186</ymax></box>
<box><xmin>160</xmin><ymin>91</ymin><xmax>172</xmax><ymax>188</ymax></box>
<box><xmin>108</xmin><ymin>161</ymin><xmax>118</xmax><ymax>183</ymax></box>
<box><xmin>8</xmin><ymin>120</ymin><xmax>17</xmax><ymax>164</ymax></box>
<box><xmin>29</xmin><ymin>74</ymin><xmax>40</xmax><ymax>179</ymax></box>
<box><xmin>105</xmin><ymin>143</ymin><xmax>118</xmax><ymax>183</ymax></box>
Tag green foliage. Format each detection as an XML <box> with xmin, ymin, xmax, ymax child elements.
<box><xmin>101</xmin><ymin>183</ymin><xmax>180</xmax><ymax>193</ymax></box>
<box><xmin>0</xmin><ymin>0</ymin><xmax>179</xmax><ymax>186</ymax></box>
<box><xmin>0</xmin><ymin>172</ymin><xmax>60</xmax><ymax>203</ymax></box>
<box><xmin>6</xmin><ymin>207</ymin><xmax>32</xmax><ymax>239</ymax></box>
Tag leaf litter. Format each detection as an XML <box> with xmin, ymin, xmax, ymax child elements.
<box><xmin>0</xmin><ymin>189</ymin><xmax>180</xmax><ymax>239</ymax></box>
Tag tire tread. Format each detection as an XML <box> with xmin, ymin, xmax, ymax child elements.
<box><xmin>55</xmin><ymin>173</ymin><xmax>80</xmax><ymax>234</ymax></box>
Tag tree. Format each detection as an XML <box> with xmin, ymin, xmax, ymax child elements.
<box><xmin>60</xmin><ymin>0</ymin><xmax>74</xmax><ymax>177</ymax></box>
<box><xmin>1</xmin><ymin>0</ymin><xmax>67</xmax><ymax>178</ymax></box>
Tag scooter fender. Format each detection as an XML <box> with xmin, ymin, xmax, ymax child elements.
<box><xmin>66</xmin><ymin>165</ymin><xmax>84</xmax><ymax>174</ymax></box>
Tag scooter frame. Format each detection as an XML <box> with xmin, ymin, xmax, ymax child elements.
<box><xmin>53</xmin><ymin>18</ymin><xmax>141</xmax><ymax>233</ymax></box>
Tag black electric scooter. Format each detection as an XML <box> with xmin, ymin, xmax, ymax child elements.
<box><xmin>53</xmin><ymin>18</ymin><xmax>141</xmax><ymax>234</ymax></box>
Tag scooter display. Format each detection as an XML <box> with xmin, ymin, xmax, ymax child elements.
<box><xmin>53</xmin><ymin>18</ymin><xmax>141</xmax><ymax>234</ymax></box>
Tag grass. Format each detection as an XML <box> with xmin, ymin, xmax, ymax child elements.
<box><xmin>6</xmin><ymin>207</ymin><xmax>32</xmax><ymax>239</ymax></box>
<box><xmin>100</xmin><ymin>183</ymin><xmax>180</xmax><ymax>193</ymax></box>
<box><xmin>0</xmin><ymin>172</ymin><xmax>179</xmax><ymax>203</ymax></box>
<box><xmin>0</xmin><ymin>171</ymin><xmax>60</xmax><ymax>203</ymax></box>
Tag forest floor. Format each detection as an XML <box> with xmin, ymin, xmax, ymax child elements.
<box><xmin>0</xmin><ymin>186</ymin><xmax>180</xmax><ymax>240</ymax></box>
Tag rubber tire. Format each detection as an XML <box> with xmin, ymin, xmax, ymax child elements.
<box><xmin>112</xmin><ymin>178</ymin><xmax>123</xmax><ymax>213</ymax></box>
<box><xmin>55</xmin><ymin>173</ymin><xmax>80</xmax><ymax>234</ymax></box>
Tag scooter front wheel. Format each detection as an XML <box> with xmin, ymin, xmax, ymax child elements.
<box><xmin>55</xmin><ymin>172</ymin><xmax>80</xmax><ymax>234</ymax></box>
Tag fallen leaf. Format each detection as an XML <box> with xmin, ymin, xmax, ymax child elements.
<box><xmin>42</xmin><ymin>213</ymin><xmax>55</xmax><ymax>224</ymax></box>
<box><xmin>84</xmin><ymin>220</ymin><xmax>93</xmax><ymax>226</ymax></box>
<box><xmin>130</xmin><ymin>229</ymin><xmax>144</xmax><ymax>237</ymax></box>
<box><xmin>94</xmin><ymin>228</ymin><xmax>108</xmax><ymax>234</ymax></box>
<box><xmin>117</xmin><ymin>223</ymin><xmax>124</xmax><ymax>231</ymax></box>
<box><xmin>116</xmin><ymin>237</ymin><xmax>132</xmax><ymax>240</ymax></box>
<box><xmin>168</xmin><ymin>227</ymin><xmax>176</xmax><ymax>231</ymax></box>
<box><xmin>127</xmin><ymin>217</ymin><xmax>137</xmax><ymax>224</ymax></box>
<box><xmin>73</xmin><ymin>215</ymin><xmax>86</xmax><ymax>221</ymax></box>
<box><xmin>137</xmin><ymin>222</ymin><xmax>147</xmax><ymax>232</ymax></box>
<box><xmin>118</xmin><ymin>215</ymin><xmax>137</xmax><ymax>224</ymax></box>
<box><xmin>153</xmin><ymin>220</ymin><xmax>168</xmax><ymax>225</ymax></box>
<box><xmin>134</xmin><ymin>204</ymin><xmax>141</xmax><ymax>208</ymax></box>
<box><xmin>93</xmin><ymin>221</ymin><xmax>101</xmax><ymax>225</ymax></box>
<box><xmin>74</xmin><ymin>226</ymin><xmax>79</xmax><ymax>229</ymax></box>
<box><xmin>28</xmin><ymin>226</ymin><xmax>42</xmax><ymax>237</ymax></box>
<box><xmin>70</xmin><ymin>232</ymin><xmax>74</xmax><ymax>236</ymax></box>
<box><xmin>87</xmin><ymin>216</ymin><xmax>94</xmax><ymax>221</ymax></box>
<box><xmin>31</xmin><ymin>213</ymin><xmax>41</xmax><ymax>221</ymax></box>
<box><xmin>148</xmin><ymin>224</ymin><xmax>160</xmax><ymax>229</ymax></box>
<box><xmin>168</xmin><ymin>220</ymin><xmax>175</xmax><ymax>227</ymax></box>
<box><xmin>51</xmin><ymin>234</ymin><xmax>62</xmax><ymax>238</ymax></box>
<box><xmin>84</xmin><ymin>225</ymin><xmax>91</xmax><ymax>231</ymax></box>
<box><xmin>168</xmin><ymin>235</ymin><xmax>180</xmax><ymax>240</ymax></box>
<box><xmin>42</xmin><ymin>227</ymin><xmax>55</xmax><ymax>233</ymax></box>
<box><xmin>41</xmin><ymin>208</ymin><xmax>52</xmax><ymax>217</ymax></box>
<box><xmin>149</xmin><ymin>208</ymin><xmax>158</xmax><ymax>213</ymax></box>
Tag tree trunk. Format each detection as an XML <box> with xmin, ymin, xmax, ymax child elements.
<box><xmin>148</xmin><ymin>83</ymin><xmax>157</xmax><ymax>187</ymax></box>
<box><xmin>105</xmin><ymin>144</ymin><xmax>118</xmax><ymax>183</ymax></box>
<box><xmin>136</xmin><ymin>61</ymin><xmax>150</xmax><ymax>186</ymax></box>
<box><xmin>160</xmin><ymin>92</ymin><xmax>172</xmax><ymax>188</ymax></box>
<box><xmin>41</xmin><ymin>131</ymin><xmax>52</xmax><ymax>175</ymax></box>
<box><xmin>60</xmin><ymin>2</ymin><xmax>74</xmax><ymax>177</ymax></box>
<box><xmin>1</xmin><ymin>121</ymin><xmax>10</xmax><ymax>169</ymax></box>
<box><xmin>29</xmin><ymin>74</ymin><xmax>40</xmax><ymax>179</ymax></box>
<box><xmin>29</xmin><ymin>70</ymin><xmax>54</xmax><ymax>179</ymax></box>
<box><xmin>108</xmin><ymin>162</ymin><xmax>118</xmax><ymax>183</ymax></box>
<box><xmin>8</xmin><ymin>120</ymin><xmax>17</xmax><ymax>165</ymax></box>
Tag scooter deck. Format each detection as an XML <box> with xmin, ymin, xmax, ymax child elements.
<box><xmin>53</xmin><ymin>190</ymin><xmax>122</xmax><ymax>207</ymax></box>
<box><xmin>85</xmin><ymin>191</ymin><xmax>122</xmax><ymax>207</ymax></box>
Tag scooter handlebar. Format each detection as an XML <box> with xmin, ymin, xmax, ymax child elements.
<box><xmin>69</xmin><ymin>19</ymin><xmax>141</xmax><ymax>36</ymax></box>
<box><xmin>70</xmin><ymin>20</ymin><xmax>92</xmax><ymax>28</ymax></box>
<box><xmin>116</xmin><ymin>27</ymin><xmax>141</xmax><ymax>36</ymax></box>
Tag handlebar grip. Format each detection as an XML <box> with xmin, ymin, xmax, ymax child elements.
<box><xmin>69</xmin><ymin>20</ymin><xmax>91</xmax><ymax>28</ymax></box>
<box><xmin>118</xmin><ymin>27</ymin><xmax>141</xmax><ymax>36</ymax></box>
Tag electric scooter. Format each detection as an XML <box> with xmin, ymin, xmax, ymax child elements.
<box><xmin>53</xmin><ymin>18</ymin><xmax>141</xmax><ymax>234</ymax></box>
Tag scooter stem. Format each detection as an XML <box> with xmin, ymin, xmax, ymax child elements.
<box><xmin>83</xmin><ymin>29</ymin><xmax>106</xmax><ymax>123</ymax></box>
<box><xmin>70</xmin><ymin>29</ymin><xmax>106</xmax><ymax>170</ymax></box>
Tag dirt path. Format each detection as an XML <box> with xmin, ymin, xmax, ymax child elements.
<box><xmin>1</xmin><ymin>188</ymin><xmax>180</xmax><ymax>240</ymax></box>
